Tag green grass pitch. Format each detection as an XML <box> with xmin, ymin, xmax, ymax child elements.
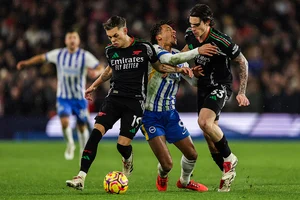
<box><xmin>1</xmin><ymin>140</ymin><xmax>300</xmax><ymax>200</ymax></box>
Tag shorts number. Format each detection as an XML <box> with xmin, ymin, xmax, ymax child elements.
<box><xmin>211</xmin><ymin>89</ymin><xmax>225</xmax><ymax>98</ymax></box>
<box><xmin>131</xmin><ymin>115</ymin><xmax>142</xmax><ymax>127</ymax></box>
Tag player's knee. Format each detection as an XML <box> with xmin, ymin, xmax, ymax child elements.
<box><xmin>77</xmin><ymin>124</ymin><xmax>85</xmax><ymax>133</ymax></box>
<box><xmin>60</xmin><ymin>117</ymin><xmax>69</xmax><ymax>129</ymax></box>
<box><xmin>198</xmin><ymin>119</ymin><xmax>213</xmax><ymax>133</ymax></box>
<box><xmin>184</xmin><ymin>150</ymin><xmax>198</xmax><ymax>161</ymax></box>
<box><xmin>94</xmin><ymin>123</ymin><xmax>106</xmax><ymax>135</ymax></box>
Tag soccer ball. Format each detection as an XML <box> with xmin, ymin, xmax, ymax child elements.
<box><xmin>103</xmin><ymin>171</ymin><xmax>129</xmax><ymax>194</ymax></box>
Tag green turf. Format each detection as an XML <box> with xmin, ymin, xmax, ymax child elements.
<box><xmin>1</xmin><ymin>140</ymin><xmax>300</xmax><ymax>200</ymax></box>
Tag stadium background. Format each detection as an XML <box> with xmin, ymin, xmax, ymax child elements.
<box><xmin>0</xmin><ymin>0</ymin><xmax>300</xmax><ymax>139</ymax></box>
<box><xmin>1</xmin><ymin>1</ymin><xmax>300</xmax><ymax>200</ymax></box>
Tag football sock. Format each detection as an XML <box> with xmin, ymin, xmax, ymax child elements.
<box><xmin>117</xmin><ymin>143</ymin><xmax>132</xmax><ymax>160</ymax></box>
<box><xmin>211</xmin><ymin>153</ymin><xmax>224</xmax><ymax>171</ymax></box>
<box><xmin>78</xmin><ymin>171</ymin><xmax>87</xmax><ymax>180</ymax></box>
<box><xmin>214</xmin><ymin>135</ymin><xmax>231</xmax><ymax>159</ymax></box>
<box><xmin>63</xmin><ymin>126</ymin><xmax>74</xmax><ymax>146</ymax></box>
<box><xmin>158</xmin><ymin>163</ymin><xmax>169</xmax><ymax>178</ymax></box>
<box><xmin>80</xmin><ymin>128</ymin><xmax>102</xmax><ymax>173</ymax></box>
<box><xmin>77</xmin><ymin>127</ymin><xmax>89</xmax><ymax>154</ymax></box>
<box><xmin>180</xmin><ymin>155</ymin><xmax>196</xmax><ymax>186</ymax></box>
<box><xmin>224</xmin><ymin>153</ymin><xmax>235</xmax><ymax>162</ymax></box>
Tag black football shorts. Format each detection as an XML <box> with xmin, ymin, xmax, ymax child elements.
<box><xmin>197</xmin><ymin>84</ymin><xmax>232</xmax><ymax>120</ymax></box>
<box><xmin>95</xmin><ymin>96</ymin><xmax>144</xmax><ymax>139</ymax></box>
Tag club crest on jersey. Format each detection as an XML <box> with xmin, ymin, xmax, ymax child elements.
<box><xmin>132</xmin><ymin>50</ymin><xmax>142</xmax><ymax>55</ymax></box>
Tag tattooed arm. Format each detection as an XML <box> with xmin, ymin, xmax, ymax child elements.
<box><xmin>233</xmin><ymin>52</ymin><xmax>250</xmax><ymax>106</ymax></box>
<box><xmin>85</xmin><ymin>66</ymin><xmax>112</xmax><ymax>101</ymax></box>
<box><xmin>234</xmin><ymin>52</ymin><xmax>248</xmax><ymax>94</ymax></box>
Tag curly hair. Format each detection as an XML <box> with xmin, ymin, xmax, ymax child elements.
<box><xmin>150</xmin><ymin>20</ymin><xmax>173</xmax><ymax>44</ymax></box>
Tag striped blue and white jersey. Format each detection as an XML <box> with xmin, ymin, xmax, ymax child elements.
<box><xmin>145</xmin><ymin>44</ymin><xmax>189</xmax><ymax>112</ymax></box>
<box><xmin>46</xmin><ymin>48</ymin><xmax>99</xmax><ymax>100</ymax></box>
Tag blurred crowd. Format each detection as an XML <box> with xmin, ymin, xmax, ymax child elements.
<box><xmin>1</xmin><ymin>0</ymin><xmax>300</xmax><ymax>117</ymax></box>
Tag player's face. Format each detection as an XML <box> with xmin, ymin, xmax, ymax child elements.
<box><xmin>106</xmin><ymin>27</ymin><xmax>128</xmax><ymax>48</ymax></box>
<box><xmin>189</xmin><ymin>16</ymin><xmax>209</xmax><ymax>38</ymax></box>
<box><xmin>65</xmin><ymin>32</ymin><xmax>80</xmax><ymax>51</ymax></box>
<box><xmin>159</xmin><ymin>24</ymin><xmax>177</xmax><ymax>46</ymax></box>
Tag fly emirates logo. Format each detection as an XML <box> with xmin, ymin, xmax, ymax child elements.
<box><xmin>111</xmin><ymin>57</ymin><xmax>144</xmax><ymax>70</ymax></box>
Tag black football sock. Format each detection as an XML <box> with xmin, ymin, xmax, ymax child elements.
<box><xmin>211</xmin><ymin>153</ymin><xmax>224</xmax><ymax>171</ymax></box>
<box><xmin>117</xmin><ymin>143</ymin><xmax>132</xmax><ymax>160</ymax></box>
<box><xmin>80</xmin><ymin>128</ymin><xmax>102</xmax><ymax>173</ymax></box>
<box><xmin>214</xmin><ymin>135</ymin><xmax>231</xmax><ymax>158</ymax></box>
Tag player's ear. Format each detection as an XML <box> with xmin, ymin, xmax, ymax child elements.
<box><xmin>206</xmin><ymin>19</ymin><xmax>211</xmax><ymax>26</ymax></box>
<box><xmin>123</xmin><ymin>27</ymin><xmax>128</xmax><ymax>35</ymax></box>
<box><xmin>156</xmin><ymin>35</ymin><xmax>161</xmax><ymax>42</ymax></box>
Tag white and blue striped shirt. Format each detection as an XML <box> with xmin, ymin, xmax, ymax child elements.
<box><xmin>145</xmin><ymin>45</ymin><xmax>190</xmax><ymax>112</ymax></box>
<box><xmin>46</xmin><ymin>48</ymin><xmax>99</xmax><ymax>100</ymax></box>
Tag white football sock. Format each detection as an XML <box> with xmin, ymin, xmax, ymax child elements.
<box><xmin>224</xmin><ymin>153</ymin><xmax>234</xmax><ymax>162</ymax></box>
<box><xmin>77</xmin><ymin>127</ymin><xmax>89</xmax><ymax>154</ymax></box>
<box><xmin>180</xmin><ymin>155</ymin><xmax>196</xmax><ymax>186</ymax></box>
<box><xmin>157</xmin><ymin>163</ymin><xmax>169</xmax><ymax>178</ymax></box>
<box><xmin>63</xmin><ymin>126</ymin><xmax>74</xmax><ymax>146</ymax></box>
<box><xmin>78</xmin><ymin>171</ymin><xmax>87</xmax><ymax>180</ymax></box>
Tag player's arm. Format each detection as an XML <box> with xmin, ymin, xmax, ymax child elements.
<box><xmin>233</xmin><ymin>52</ymin><xmax>250</xmax><ymax>106</ymax></box>
<box><xmin>17</xmin><ymin>54</ymin><xmax>46</xmax><ymax>70</ymax></box>
<box><xmin>85</xmin><ymin>66</ymin><xmax>112</xmax><ymax>101</ymax></box>
<box><xmin>159</xmin><ymin>44</ymin><xmax>218</xmax><ymax>66</ymax></box>
<box><xmin>88</xmin><ymin>63</ymin><xmax>105</xmax><ymax>79</ymax></box>
<box><xmin>151</xmin><ymin>61</ymin><xmax>193</xmax><ymax>77</ymax></box>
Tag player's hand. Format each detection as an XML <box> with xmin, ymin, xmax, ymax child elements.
<box><xmin>197</xmin><ymin>44</ymin><xmax>218</xmax><ymax>56</ymax></box>
<box><xmin>85</xmin><ymin>86</ymin><xmax>96</xmax><ymax>101</ymax></box>
<box><xmin>17</xmin><ymin>61</ymin><xmax>27</xmax><ymax>70</ymax></box>
<box><xmin>236</xmin><ymin>94</ymin><xmax>250</xmax><ymax>107</ymax></box>
<box><xmin>178</xmin><ymin>67</ymin><xmax>193</xmax><ymax>78</ymax></box>
<box><xmin>192</xmin><ymin>65</ymin><xmax>204</xmax><ymax>77</ymax></box>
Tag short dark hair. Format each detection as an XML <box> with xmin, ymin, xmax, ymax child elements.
<box><xmin>103</xmin><ymin>16</ymin><xmax>126</xmax><ymax>30</ymax></box>
<box><xmin>150</xmin><ymin>20</ymin><xmax>173</xmax><ymax>44</ymax></box>
<box><xmin>66</xmin><ymin>29</ymin><xmax>79</xmax><ymax>35</ymax></box>
<box><xmin>189</xmin><ymin>4</ymin><xmax>215</xmax><ymax>26</ymax></box>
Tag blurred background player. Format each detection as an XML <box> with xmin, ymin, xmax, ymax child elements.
<box><xmin>183</xmin><ymin>4</ymin><xmax>250</xmax><ymax>192</ymax></box>
<box><xmin>141</xmin><ymin>20</ymin><xmax>218</xmax><ymax>192</ymax></box>
<box><xmin>17</xmin><ymin>30</ymin><xmax>103</xmax><ymax>160</ymax></box>
<box><xmin>65</xmin><ymin>16</ymin><xmax>192</xmax><ymax>190</ymax></box>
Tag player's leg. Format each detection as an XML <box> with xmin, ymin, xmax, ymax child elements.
<box><xmin>141</xmin><ymin>111</ymin><xmax>172</xmax><ymax>191</ymax></box>
<box><xmin>165</xmin><ymin>110</ymin><xmax>208</xmax><ymax>192</ymax></box>
<box><xmin>173</xmin><ymin>137</ymin><xmax>208</xmax><ymax>192</ymax></box>
<box><xmin>203</xmin><ymin>122</ymin><xmax>224</xmax><ymax>171</ymax></box>
<box><xmin>66</xmin><ymin>97</ymin><xmax>121</xmax><ymax>190</ymax></box>
<box><xmin>57</xmin><ymin>98</ymin><xmax>75</xmax><ymax>160</ymax></box>
<box><xmin>118</xmin><ymin>99</ymin><xmax>144</xmax><ymax>177</ymax></box>
<box><xmin>198</xmin><ymin>89</ymin><xmax>224</xmax><ymax>171</ymax></box>
<box><xmin>198</xmin><ymin>85</ymin><xmax>237</xmax><ymax>192</ymax></box>
<box><xmin>73</xmin><ymin>99</ymin><xmax>90</xmax><ymax>158</ymax></box>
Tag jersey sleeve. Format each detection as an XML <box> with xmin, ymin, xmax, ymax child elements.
<box><xmin>45</xmin><ymin>49</ymin><xmax>61</xmax><ymax>64</ymax></box>
<box><xmin>155</xmin><ymin>44</ymin><xmax>199</xmax><ymax>66</ymax></box>
<box><xmin>213</xmin><ymin>33</ymin><xmax>241</xmax><ymax>60</ymax></box>
<box><xmin>84</xmin><ymin>51</ymin><xmax>100</xmax><ymax>69</ymax></box>
<box><xmin>144</xmin><ymin>42</ymin><xmax>158</xmax><ymax>63</ymax></box>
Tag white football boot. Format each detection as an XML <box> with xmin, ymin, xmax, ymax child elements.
<box><xmin>218</xmin><ymin>154</ymin><xmax>238</xmax><ymax>192</ymax></box>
